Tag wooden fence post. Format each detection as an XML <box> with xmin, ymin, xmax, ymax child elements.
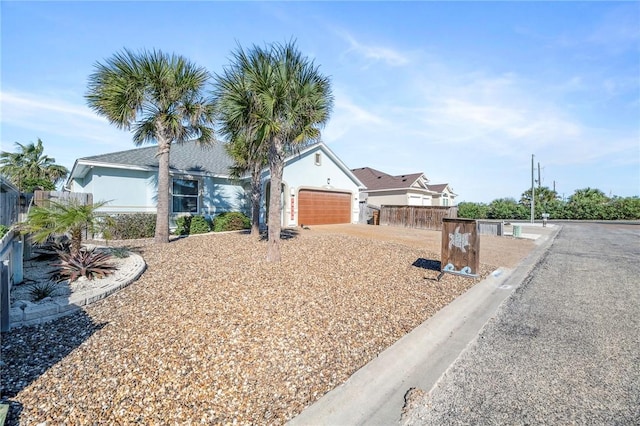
<box><xmin>1</xmin><ymin>261</ymin><xmax>9</xmax><ymax>332</ymax></box>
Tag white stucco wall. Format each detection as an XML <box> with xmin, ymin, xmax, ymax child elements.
<box><xmin>76</xmin><ymin>167</ymin><xmax>157</xmax><ymax>213</ymax></box>
<box><xmin>200</xmin><ymin>176</ymin><xmax>247</xmax><ymax>216</ymax></box>
<box><xmin>71</xmin><ymin>167</ymin><xmax>247</xmax><ymax>216</ymax></box>
<box><xmin>367</xmin><ymin>192</ymin><xmax>408</xmax><ymax>207</ymax></box>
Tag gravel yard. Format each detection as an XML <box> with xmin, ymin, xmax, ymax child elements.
<box><xmin>1</xmin><ymin>224</ymin><xmax>534</xmax><ymax>425</ymax></box>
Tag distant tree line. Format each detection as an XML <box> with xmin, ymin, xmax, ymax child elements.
<box><xmin>458</xmin><ymin>187</ymin><xmax>640</xmax><ymax>220</ymax></box>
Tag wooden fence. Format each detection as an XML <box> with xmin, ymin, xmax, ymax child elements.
<box><xmin>1</xmin><ymin>177</ymin><xmax>20</xmax><ymax>227</ymax></box>
<box><xmin>33</xmin><ymin>190</ymin><xmax>93</xmax><ymax>207</ymax></box>
<box><xmin>379</xmin><ymin>205</ymin><xmax>458</xmax><ymax>231</ymax></box>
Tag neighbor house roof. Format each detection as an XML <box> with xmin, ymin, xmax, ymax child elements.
<box><xmin>351</xmin><ymin>167</ymin><xmax>426</xmax><ymax>191</ymax></box>
<box><xmin>427</xmin><ymin>183</ymin><xmax>449</xmax><ymax>193</ymax></box>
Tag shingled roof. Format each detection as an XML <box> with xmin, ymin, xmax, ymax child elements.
<box><xmin>75</xmin><ymin>140</ymin><xmax>234</xmax><ymax>176</ymax></box>
<box><xmin>351</xmin><ymin>167</ymin><xmax>425</xmax><ymax>191</ymax></box>
<box><xmin>426</xmin><ymin>183</ymin><xmax>450</xmax><ymax>193</ymax></box>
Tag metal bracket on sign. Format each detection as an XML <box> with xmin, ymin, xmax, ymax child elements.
<box><xmin>437</xmin><ymin>263</ymin><xmax>479</xmax><ymax>281</ymax></box>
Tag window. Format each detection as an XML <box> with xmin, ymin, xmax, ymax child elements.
<box><xmin>172</xmin><ymin>178</ymin><xmax>199</xmax><ymax>213</ymax></box>
<box><xmin>314</xmin><ymin>152</ymin><xmax>322</xmax><ymax>166</ymax></box>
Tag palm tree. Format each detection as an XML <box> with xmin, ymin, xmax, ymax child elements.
<box><xmin>224</xmin><ymin>134</ymin><xmax>266</xmax><ymax>237</ymax></box>
<box><xmin>0</xmin><ymin>138</ymin><xmax>69</xmax><ymax>191</ymax></box>
<box><xmin>213</xmin><ymin>51</ymin><xmax>268</xmax><ymax>237</ymax></box>
<box><xmin>216</xmin><ymin>41</ymin><xmax>333</xmax><ymax>261</ymax></box>
<box><xmin>22</xmin><ymin>199</ymin><xmax>112</xmax><ymax>254</ymax></box>
<box><xmin>86</xmin><ymin>49</ymin><xmax>215</xmax><ymax>243</ymax></box>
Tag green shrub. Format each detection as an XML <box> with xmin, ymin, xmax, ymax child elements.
<box><xmin>109</xmin><ymin>214</ymin><xmax>156</xmax><ymax>239</ymax></box>
<box><xmin>175</xmin><ymin>215</ymin><xmax>192</xmax><ymax>236</ymax></box>
<box><xmin>189</xmin><ymin>215</ymin><xmax>211</xmax><ymax>234</ymax></box>
<box><xmin>0</xmin><ymin>225</ymin><xmax>9</xmax><ymax>239</ymax></box>
<box><xmin>109</xmin><ymin>247</ymin><xmax>130</xmax><ymax>258</ymax></box>
<box><xmin>213</xmin><ymin>212</ymin><xmax>250</xmax><ymax>232</ymax></box>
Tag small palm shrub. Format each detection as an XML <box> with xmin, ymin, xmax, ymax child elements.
<box><xmin>28</xmin><ymin>281</ymin><xmax>59</xmax><ymax>301</ymax></box>
<box><xmin>52</xmin><ymin>248</ymin><xmax>116</xmax><ymax>282</ymax></box>
<box><xmin>189</xmin><ymin>215</ymin><xmax>211</xmax><ymax>234</ymax></box>
<box><xmin>213</xmin><ymin>212</ymin><xmax>250</xmax><ymax>232</ymax></box>
<box><xmin>0</xmin><ymin>225</ymin><xmax>9</xmax><ymax>239</ymax></box>
<box><xmin>109</xmin><ymin>213</ymin><xmax>156</xmax><ymax>239</ymax></box>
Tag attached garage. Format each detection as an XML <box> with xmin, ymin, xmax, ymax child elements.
<box><xmin>298</xmin><ymin>189</ymin><xmax>352</xmax><ymax>225</ymax></box>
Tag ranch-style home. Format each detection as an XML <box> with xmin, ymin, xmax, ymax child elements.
<box><xmin>351</xmin><ymin>167</ymin><xmax>457</xmax><ymax>207</ymax></box>
<box><xmin>65</xmin><ymin>142</ymin><xmax>365</xmax><ymax>228</ymax></box>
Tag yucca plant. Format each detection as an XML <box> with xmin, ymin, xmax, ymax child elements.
<box><xmin>28</xmin><ymin>281</ymin><xmax>59</xmax><ymax>301</ymax></box>
<box><xmin>31</xmin><ymin>234</ymin><xmax>72</xmax><ymax>261</ymax></box>
<box><xmin>52</xmin><ymin>248</ymin><xmax>116</xmax><ymax>282</ymax></box>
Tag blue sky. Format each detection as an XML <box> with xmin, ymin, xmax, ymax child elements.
<box><xmin>1</xmin><ymin>1</ymin><xmax>638</xmax><ymax>203</ymax></box>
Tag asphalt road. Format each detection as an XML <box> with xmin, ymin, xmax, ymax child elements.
<box><xmin>402</xmin><ymin>223</ymin><xmax>640</xmax><ymax>425</ymax></box>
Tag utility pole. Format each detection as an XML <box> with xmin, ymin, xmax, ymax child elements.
<box><xmin>538</xmin><ymin>162</ymin><xmax>541</xmax><ymax>188</ymax></box>
<box><xmin>553</xmin><ymin>180</ymin><xmax>556</xmax><ymax>193</ymax></box>
<box><xmin>531</xmin><ymin>154</ymin><xmax>535</xmax><ymax>224</ymax></box>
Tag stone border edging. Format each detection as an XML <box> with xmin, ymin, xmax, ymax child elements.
<box><xmin>8</xmin><ymin>252</ymin><xmax>146</xmax><ymax>329</ymax></box>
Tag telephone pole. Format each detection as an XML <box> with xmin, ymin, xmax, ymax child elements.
<box><xmin>531</xmin><ymin>154</ymin><xmax>535</xmax><ymax>224</ymax></box>
<box><xmin>538</xmin><ymin>162</ymin><xmax>541</xmax><ymax>188</ymax></box>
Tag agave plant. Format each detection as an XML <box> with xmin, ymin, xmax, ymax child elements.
<box><xmin>28</xmin><ymin>281</ymin><xmax>59</xmax><ymax>301</ymax></box>
<box><xmin>52</xmin><ymin>248</ymin><xmax>116</xmax><ymax>282</ymax></box>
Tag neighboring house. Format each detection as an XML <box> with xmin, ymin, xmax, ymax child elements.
<box><xmin>426</xmin><ymin>183</ymin><xmax>457</xmax><ymax>207</ymax></box>
<box><xmin>66</xmin><ymin>141</ymin><xmax>365</xmax><ymax>227</ymax></box>
<box><xmin>351</xmin><ymin>167</ymin><xmax>457</xmax><ymax>207</ymax></box>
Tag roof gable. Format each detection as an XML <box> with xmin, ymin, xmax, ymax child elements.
<box><xmin>351</xmin><ymin>167</ymin><xmax>426</xmax><ymax>191</ymax></box>
<box><xmin>427</xmin><ymin>183</ymin><xmax>456</xmax><ymax>196</ymax></box>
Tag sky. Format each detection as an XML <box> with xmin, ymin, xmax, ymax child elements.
<box><xmin>1</xmin><ymin>1</ymin><xmax>639</xmax><ymax>203</ymax></box>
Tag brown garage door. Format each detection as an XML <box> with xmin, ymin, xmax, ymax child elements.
<box><xmin>298</xmin><ymin>190</ymin><xmax>351</xmax><ymax>225</ymax></box>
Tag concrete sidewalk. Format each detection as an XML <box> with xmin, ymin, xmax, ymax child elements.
<box><xmin>289</xmin><ymin>225</ymin><xmax>560</xmax><ymax>425</ymax></box>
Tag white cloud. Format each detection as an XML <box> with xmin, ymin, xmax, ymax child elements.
<box><xmin>337</xmin><ymin>30</ymin><xmax>409</xmax><ymax>67</ymax></box>
<box><xmin>0</xmin><ymin>90</ymin><xmax>132</xmax><ymax>147</ymax></box>
<box><xmin>323</xmin><ymin>90</ymin><xmax>389</xmax><ymax>143</ymax></box>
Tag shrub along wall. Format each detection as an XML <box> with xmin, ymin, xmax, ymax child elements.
<box><xmin>108</xmin><ymin>213</ymin><xmax>157</xmax><ymax>239</ymax></box>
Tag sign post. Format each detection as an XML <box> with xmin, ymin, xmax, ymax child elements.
<box><xmin>439</xmin><ymin>218</ymin><xmax>480</xmax><ymax>280</ymax></box>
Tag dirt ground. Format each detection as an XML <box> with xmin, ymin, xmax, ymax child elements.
<box><xmin>308</xmin><ymin>223</ymin><xmax>536</xmax><ymax>269</ymax></box>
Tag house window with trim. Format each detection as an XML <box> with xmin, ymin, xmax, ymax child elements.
<box><xmin>314</xmin><ymin>152</ymin><xmax>322</xmax><ymax>166</ymax></box>
<box><xmin>443</xmin><ymin>193</ymin><xmax>449</xmax><ymax>206</ymax></box>
<box><xmin>172</xmin><ymin>178</ymin><xmax>199</xmax><ymax>213</ymax></box>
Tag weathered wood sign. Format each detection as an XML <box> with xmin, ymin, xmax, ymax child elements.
<box><xmin>440</xmin><ymin>218</ymin><xmax>480</xmax><ymax>279</ymax></box>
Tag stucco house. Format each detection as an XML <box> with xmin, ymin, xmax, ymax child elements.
<box><xmin>65</xmin><ymin>141</ymin><xmax>365</xmax><ymax>227</ymax></box>
<box><xmin>351</xmin><ymin>167</ymin><xmax>456</xmax><ymax>207</ymax></box>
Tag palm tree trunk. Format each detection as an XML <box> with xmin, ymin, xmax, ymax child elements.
<box><xmin>70</xmin><ymin>227</ymin><xmax>83</xmax><ymax>254</ymax></box>
<box><xmin>250</xmin><ymin>163</ymin><xmax>262</xmax><ymax>237</ymax></box>
<box><xmin>266</xmin><ymin>139</ymin><xmax>285</xmax><ymax>262</ymax></box>
<box><xmin>155</xmin><ymin>138</ymin><xmax>171</xmax><ymax>244</ymax></box>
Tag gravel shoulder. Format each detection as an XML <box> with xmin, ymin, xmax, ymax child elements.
<box><xmin>1</xmin><ymin>224</ymin><xmax>536</xmax><ymax>424</ymax></box>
